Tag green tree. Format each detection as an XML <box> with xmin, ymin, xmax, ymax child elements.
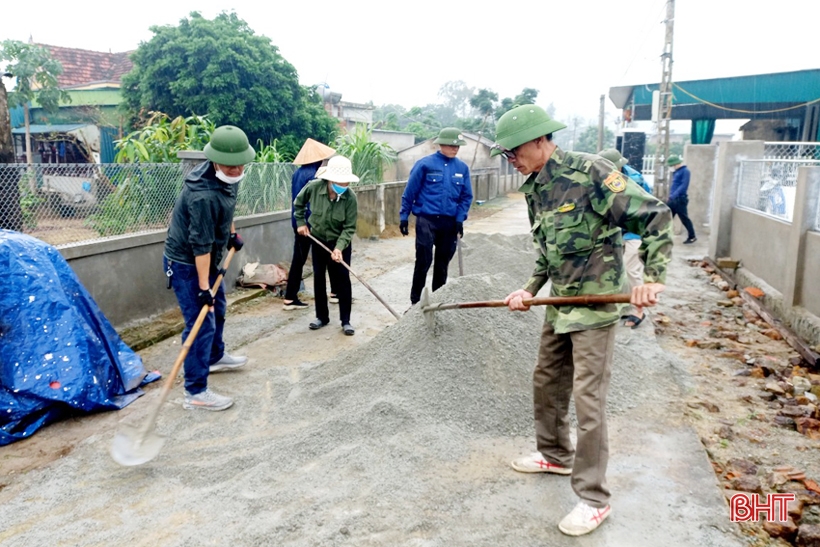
<box><xmin>114</xmin><ymin>111</ymin><xmax>214</xmax><ymax>163</ymax></box>
<box><xmin>574</xmin><ymin>125</ymin><xmax>615</xmax><ymax>153</ymax></box>
<box><xmin>438</xmin><ymin>80</ymin><xmax>475</xmax><ymax>119</ymax></box>
<box><xmin>121</xmin><ymin>11</ymin><xmax>336</xmax><ymax>152</ymax></box>
<box><xmin>334</xmin><ymin>126</ymin><xmax>397</xmax><ymax>185</ymax></box>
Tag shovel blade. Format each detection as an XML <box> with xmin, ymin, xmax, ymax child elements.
<box><xmin>110</xmin><ymin>424</ymin><xmax>166</xmax><ymax>466</ymax></box>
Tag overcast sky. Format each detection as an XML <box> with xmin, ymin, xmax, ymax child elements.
<box><xmin>5</xmin><ymin>0</ymin><xmax>820</xmax><ymax>135</ymax></box>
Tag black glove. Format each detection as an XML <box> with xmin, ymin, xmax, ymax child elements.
<box><xmin>399</xmin><ymin>220</ymin><xmax>409</xmax><ymax>236</ymax></box>
<box><xmin>197</xmin><ymin>288</ymin><xmax>214</xmax><ymax>308</ymax></box>
<box><xmin>456</xmin><ymin>221</ymin><xmax>463</xmax><ymax>238</ymax></box>
<box><xmin>227</xmin><ymin>232</ymin><xmax>244</xmax><ymax>251</ymax></box>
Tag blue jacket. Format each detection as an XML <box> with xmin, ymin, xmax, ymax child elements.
<box><xmin>623</xmin><ymin>165</ymin><xmax>652</xmax><ymax>241</ymax></box>
<box><xmin>291</xmin><ymin>162</ymin><xmax>320</xmax><ymax>229</ymax></box>
<box><xmin>669</xmin><ymin>165</ymin><xmax>691</xmax><ymax>202</ymax></box>
<box><xmin>400</xmin><ymin>151</ymin><xmax>473</xmax><ymax>222</ymax></box>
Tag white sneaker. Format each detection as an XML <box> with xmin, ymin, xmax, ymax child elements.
<box><xmin>558</xmin><ymin>502</ymin><xmax>611</xmax><ymax>536</ymax></box>
<box><xmin>510</xmin><ymin>452</ymin><xmax>572</xmax><ymax>474</ymax></box>
<box><xmin>182</xmin><ymin>388</ymin><xmax>233</xmax><ymax>411</ymax></box>
<box><xmin>209</xmin><ymin>353</ymin><xmax>248</xmax><ymax>373</ymax></box>
<box><xmin>329</xmin><ymin>294</ymin><xmax>339</xmax><ymax>304</ymax></box>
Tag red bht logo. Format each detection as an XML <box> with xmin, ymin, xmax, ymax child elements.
<box><xmin>730</xmin><ymin>493</ymin><xmax>796</xmax><ymax>522</ymax></box>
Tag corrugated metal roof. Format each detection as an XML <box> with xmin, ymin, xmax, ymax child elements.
<box><xmin>12</xmin><ymin>123</ymin><xmax>87</xmax><ymax>134</ymax></box>
<box><xmin>609</xmin><ymin>69</ymin><xmax>820</xmax><ymax>120</ymax></box>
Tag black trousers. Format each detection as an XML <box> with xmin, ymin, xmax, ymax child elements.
<box><xmin>410</xmin><ymin>215</ymin><xmax>458</xmax><ymax>304</ymax></box>
<box><xmin>284</xmin><ymin>229</ymin><xmax>338</xmax><ymax>301</ymax></box>
<box><xmin>311</xmin><ymin>236</ymin><xmax>352</xmax><ymax>325</ymax></box>
<box><xmin>668</xmin><ymin>196</ymin><xmax>696</xmax><ymax>240</ymax></box>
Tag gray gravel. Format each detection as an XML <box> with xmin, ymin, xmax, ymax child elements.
<box><xmin>0</xmin><ymin>228</ymin><xmax>743</xmax><ymax>547</ymax></box>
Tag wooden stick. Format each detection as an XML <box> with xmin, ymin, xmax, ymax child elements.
<box><xmin>306</xmin><ymin>233</ymin><xmax>401</xmax><ymax>320</ymax></box>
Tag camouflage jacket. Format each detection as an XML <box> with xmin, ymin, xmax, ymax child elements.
<box><xmin>521</xmin><ymin>147</ymin><xmax>673</xmax><ymax>333</ymax></box>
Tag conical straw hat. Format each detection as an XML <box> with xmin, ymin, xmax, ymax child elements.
<box><xmin>293</xmin><ymin>138</ymin><xmax>336</xmax><ymax>165</ymax></box>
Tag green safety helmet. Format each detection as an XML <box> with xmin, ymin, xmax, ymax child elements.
<box><xmin>599</xmin><ymin>148</ymin><xmax>628</xmax><ymax>169</ymax></box>
<box><xmin>204</xmin><ymin>125</ymin><xmax>255</xmax><ymax>166</ymax></box>
<box><xmin>491</xmin><ymin>105</ymin><xmax>567</xmax><ymax>157</ymax></box>
<box><xmin>667</xmin><ymin>154</ymin><xmax>683</xmax><ymax>166</ymax></box>
<box><xmin>434</xmin><ymin>127</ymin><xmax>467</xmax><ymax>146</ymax></box>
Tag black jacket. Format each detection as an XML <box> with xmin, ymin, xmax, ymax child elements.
<box><xmin>164</xmin><ymin>161</ymin><xmax>237</xmax><ymax>266</ymax></box>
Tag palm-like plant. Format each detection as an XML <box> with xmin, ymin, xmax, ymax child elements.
<box><xmin>334</xmin><ymin>125</ymin><xmax>397</xmax><ymax>185</ymax></box>
<box><xmin>114</xmin><ymin>112</ymin><xmax>214</xmax><ymax>163</ymax></box>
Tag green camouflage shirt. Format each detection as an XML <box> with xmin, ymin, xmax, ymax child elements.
<box><xmin>521</xmin><ymin>147</ymin><xmax>673</xmax><ymax>333</ymax></box>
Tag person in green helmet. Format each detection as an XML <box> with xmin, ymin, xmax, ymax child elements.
<box><xmin>163</xmin><ymin>125</ymin><xmax>255</xmax><ymax>412</ymax></box>
<box><xmin>493</xmin><ymin>105</ymin><xmax>673</xmax><ymax>536</ymax></box>
<box><xmin>399</xmin><ymin>127</ymin><xmax>473</xmax><ymax>305</ymax></box>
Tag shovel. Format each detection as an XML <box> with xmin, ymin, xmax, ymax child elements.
<box><xmin>110</xmin><ymin>248</ymin><xmax>236</xmax><ymax>466</ymax></box>
<box><xmin>419</xmin><ymin>286</ymin><xmax>632</xmax><ymax>330</ymax></box>
<box><xmin>306</xmin><ymin>233</ymin><xmax>401</xmax><ymax>320</ymax></box>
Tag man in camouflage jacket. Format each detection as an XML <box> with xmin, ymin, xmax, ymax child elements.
<box><xmin>493</xmin><ymin>105</ymin><xmax>673</xmax><ymax>536</ymax></box>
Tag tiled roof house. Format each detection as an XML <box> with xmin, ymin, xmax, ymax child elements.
<box><xmin>39</xmin><ymin>44</ymin><xmax>133</xmax><ymax>89</ymax></box>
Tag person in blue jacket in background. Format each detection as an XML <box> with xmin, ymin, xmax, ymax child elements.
<box><xmin>400</xmin><ymin>127</ymin><xmax>473</xmax><ymax>305</ymax></box>
<box><xmin>667</xmin><ymin>154</ymin><xmax>697</xmax><ymax>244</ymax></box>
<box><xmin>600</xmin><ymin>149</ymin><xmax>653</xmax><ymax>329</ymax></box>
<box><xmin>282</xmin><ymin>138</ymin><xmax>336</xmax><ymax>310</ymax></box>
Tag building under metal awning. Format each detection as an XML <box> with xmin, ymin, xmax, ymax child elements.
<box><xmin>609</xmin><ymin>69</ymin><xmax>820</xmax><ymax>142</ymax></box>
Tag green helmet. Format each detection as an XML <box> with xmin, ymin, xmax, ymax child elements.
<box><xmin>599</xmin><ymin>148</ymin><xmax>628</xmax><ymax>169</ymax></box>
<box><xmin>204</xmin><ymin>125</ymin><xmax>255</xmax><ymax>166</ymax></box>
<box><xmin>666</xmin><ymin>154</ymin><xmax>683</xmax><ymax>166</ymax></box>
<box><xmin>434</xmin><ymin>127</ymin><xmax>467</xmax><ymax>146</ymax></box>
<box><xmin>491</xmin><ymin>105</ymin><xmax>567</xmax><ymax>157</ymax></box>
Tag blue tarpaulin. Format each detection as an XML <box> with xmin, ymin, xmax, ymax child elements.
<box><xmin>0</xmin><ymin>230</ymin><xmax>153</xmax><ymax>445</ymax></box>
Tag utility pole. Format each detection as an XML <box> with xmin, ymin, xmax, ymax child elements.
<box><xmin>597</xmin><ymin>94</ymin><xmax>605</xmax><ymax>152</ymax></box>
<box><xmin>654</xmin><ymin>0</ymin><xmax>675</xmax><ymax>200</ymax></box>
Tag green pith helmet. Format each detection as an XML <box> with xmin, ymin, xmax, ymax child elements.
<box><xmin>434</xmin><ymin>127</ymin><xmax>467</xmax><ymax>146</ymax></box>
<box><xmin>491</xmin><ymin>105</ymin><xmax>567</xmax><ymax>157</ymax></box>
<box><xmin>667</xmin><ymin>154</ymin><xmax>683</xmax><ymax>166</ymax></box>
<box><xmin>204</xmin><ymin>125</ymin><xmax>255</xmax><ymax>166</ymax></box>
<box><xmin>599</xmin><ymin>148</ymin><xmax>628</xmax><ymax>169</ymax></box>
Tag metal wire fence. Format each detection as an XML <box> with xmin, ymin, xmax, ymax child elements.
<box><xmin>0</xmin><ymin>162</ymin><xmax>295</xmax><ymax>248</ymax></box>
<box><xmin>764</xmin><ymin>142</ymin><xmax>820</xmax><ymax>161</ymax></box>
<box><xmin>736</xmin><ymin>159</ymin><xmax>820</xmax><ymax>222</ymax></box>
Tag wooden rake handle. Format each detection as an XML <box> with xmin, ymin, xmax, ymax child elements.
<box><xmin>306</xmin><ymin>233</ymin><xmax>401</xmax><ymax>320</ymax></box>
<box><xmin>140</xmin><ymin>248</ymin><xmax>236</xmax><ymax>432</ymax></box>
<box><xmin>424</xmin><ymin>293</ymin><xmax>632</xmax><ymax>313</ymax></box>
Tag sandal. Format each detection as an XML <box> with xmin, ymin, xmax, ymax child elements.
<box><xmin>623</xmin><ymin>314</ymin><xmax>645</xmax><ymax>329</ymax></box>
<box><xmin>309</xmin><ymin>319</ymin><xmax>329</xmax><ymax>330</ymax></box>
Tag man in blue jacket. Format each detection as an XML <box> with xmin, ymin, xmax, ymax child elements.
<box><xmin>400</xmin><ymin>127</ymin><xmax>473</xmax><ymax>305</ymax></box>
<box><xmin>667</xmin><ymin>155</ymin><xmax>697</xmax><ymax>244</ymax></box>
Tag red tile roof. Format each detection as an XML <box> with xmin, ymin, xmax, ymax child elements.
<box><xmin>38</xmin><ymin>44</ymin><xmax>134</xmax><ymax>88</ymax></box>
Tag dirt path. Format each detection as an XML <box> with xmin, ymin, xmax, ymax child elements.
<box><xmin>0</xmin><ymin>195</ymin><xmax>751</xmax><ymax>547</ymax></box>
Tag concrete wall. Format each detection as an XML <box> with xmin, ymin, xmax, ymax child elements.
<box><xmin>683</xmin><ymin>144</ymin><xmax>717</xmax><ymax>236</ymax></box>
<box><xmin>711</xmin><ymin>162</ymin><xmax>820</xmax><ymax>346</ymax></box>
<box><xmin>61</xmin><ymin>211</ymin><xmax>293</xmax><ymax>329</ymax></box>
<box><xmin>709</xmin><ymin>141</ymin><xmax>765</xmax><ymax>259</ymax></box>
<box><xmin>370</xmin><ymin>130</ymin><xmax>415</xmax><ymax>153</ymax></box>
<box><xmin>729</xmin><ymin>208</ymin><xmax>791</xmax><ymax>292</ymax></box>
<box><xmin>801</xmin><ymin>232</ymin><xmax>820</xmax><ymax>317</ymax></box>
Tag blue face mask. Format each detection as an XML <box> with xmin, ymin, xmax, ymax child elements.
<box><xmin>331</xmin><ymin>183</ymin><xmax>348</xmax><ymax>195</ymax></box>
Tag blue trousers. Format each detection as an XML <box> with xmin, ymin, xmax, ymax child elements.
<box><xmin>163</xmin><ymin>257</ymin><xmax>226</xmax><ymax>395</ymax></box>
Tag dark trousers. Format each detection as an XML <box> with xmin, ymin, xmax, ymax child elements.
<box><xmin>534</xmin><ymin>321</ymin><xmax>616</xmax><ymax>508</ymax></box>
<box><xmin>285</xmin><ymin>229</ymin><xmax>338</xmax><ymax>301</ymax></box>
<box><xmin>311</xmin><ymin>237</ymin><xmax>352</xmax><ymax>325</ymax></box>
<box><xmin>410</xmin><ymin>215</ymin><xmax>458</xmax><ymax>304</ymax></box>
<box><xmin>668</xmin><ymin>196</ymin><xmax>696</xmax><ymax>240</ymax></box>
<box><xmin>163</xmin><ymin>257</ymin><xmax>226</xmax><ymax>395</ymax></box>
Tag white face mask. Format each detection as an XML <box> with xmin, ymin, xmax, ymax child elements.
<box><xmin>215</xmin><ymin>169</ymin><xmax>245</xmax><ymax>185</ymax></box>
